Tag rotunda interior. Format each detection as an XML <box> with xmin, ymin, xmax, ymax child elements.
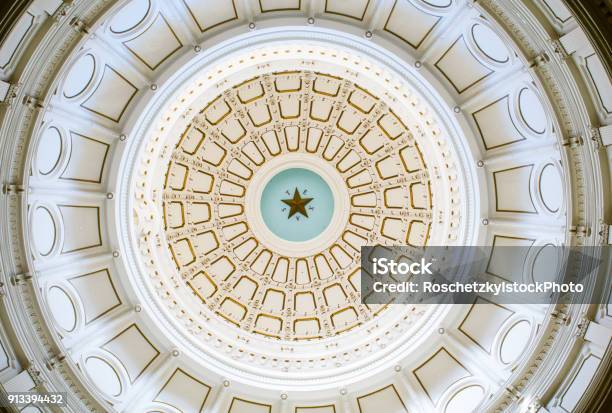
<box><xmin>0</xmin><ymin>0</ymin><xmax>610</xmax><ymax>412</ymax></box>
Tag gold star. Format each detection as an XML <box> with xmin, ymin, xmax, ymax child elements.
<box><xmin>282</xmin><ymin>188</ymin><xmax>313</xmax><ymax>219</ymax></box>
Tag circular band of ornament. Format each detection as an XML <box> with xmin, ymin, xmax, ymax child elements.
<box><xmin>160</xmin><ymin>69</ymin><xmax>435</xmax><ymax>342</ymax></box>
<box><xmin>120</xmin><ymin>30</ymin><xmax>475</xmax><ymax>386</ymax></box>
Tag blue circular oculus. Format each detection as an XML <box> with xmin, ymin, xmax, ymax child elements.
<box><xmin>260</xmin><ymin>168</ymin><xmax>334</xmax><ymax>242</ymax></box>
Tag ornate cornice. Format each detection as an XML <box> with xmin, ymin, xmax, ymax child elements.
<box><xmin>0</xmin><ymin>0</ymin><xmax>610</xmax><ymax>411</ymax></box>
<box><xmin>0</xmin><ymin>0</ymin><xmax>116</xmax><ymax>411</ymax></box>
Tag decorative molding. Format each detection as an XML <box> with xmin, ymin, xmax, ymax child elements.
<box><xmin>0</xmin><ymin>0</ymin><xmax>609</xmax><ymax>411</ymax></box>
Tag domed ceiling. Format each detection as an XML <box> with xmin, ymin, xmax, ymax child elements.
<box><xmin>160</xmin><ymin>69</ymin><xmax>434</xmax><ymax>340</ymax></box>
<box><xmin>0</xmin><ymin>0</ymin><xmax>611</xmax><ymax>412</ymax></box>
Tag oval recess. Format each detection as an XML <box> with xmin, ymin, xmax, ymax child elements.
<box><xmin>48</xmin><ymin>286</ymin><xmax>77</xmax><ymax>332</ymax></box>
<box><xmin>63</xmin><ymin>54</ymin><xmax>96</xmax><ymax>99</ymax></box>
<box><xmin>539</xmin><ymin>163</ymin><xmax>563</xmax><ymax>213</ymax></box>
<box><xmin>36</xmin><ymin>127</ymin><xmax>63</xmax><ymax>175</ymax></box>
<box><xmin>532</xmin><ymin>244</ymin><xmax>559</xmax><ymax>283</ymax></box>
<box><xmin>85</xmin><ymin>357</ymin><xmax>122</xmax><ymax>397</ymax></box>
<box><xmin>518</xmin><ymin>87</ymin><xmax>547</xmax><ymax>135</ymax></box>
<box><xmin>20</xmin><ymin>407</ymin><xmax>43</xmax><ymax>413</ymax></box>
<box><xmin>109</xmin><ymin>0</ymin><xmax>151</xmax><ymax>34</ymax></box>
<box><xmin>500</xmin><ymin>320</ymin><xmax>531</xmax><ymax>364</ymax></box>
<box><xmin>32</xmin><ymin>207</ymin><xmax>56</xmax><ymax>256</ymax></box>
<box><xmin>445</xmin><ymin>385</ymin><xmax>485</xmax><ymax>413</ymax></box>
<box><xmin>420</xmin><ymin>0</ymin><xmax>452</xmax><ymax>8</ymax></box>
<box><xmin>471</xmin><ymin>24</ymin><xmax>510</xmax><ymax>64</ymax></box>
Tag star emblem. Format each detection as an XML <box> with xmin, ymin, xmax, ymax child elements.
<box><xmin>281</xmin><ymin>188</ymin><xmax>313</xmax><ymax>219</ymax></box>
